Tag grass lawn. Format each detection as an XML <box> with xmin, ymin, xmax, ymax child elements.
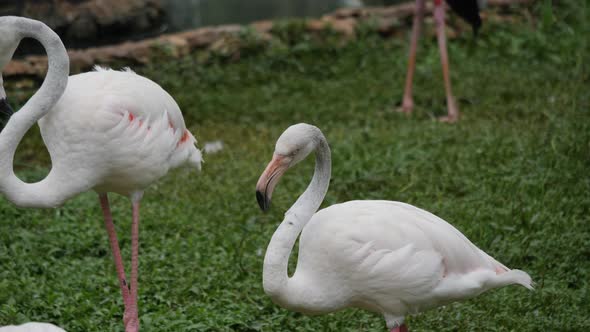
<box><xmin>1</xmin><ymin>1</ymin><xmax>589</xmax><ymax>331</ymax></box>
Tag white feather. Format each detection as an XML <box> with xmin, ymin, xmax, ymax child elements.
<box><xmin>203</xmin><ymin>140</ymin><xmax>224</xmax><ymax>154</ymax></box>
<box><xmin>0</xmin><ymin>323</ymin><xmax>65</xmax><ymax>332</ymax></box>
<box><xmin>37</xmin><ymin>68</ymin><xmax>202</xmax><ymax>196</ymax></box>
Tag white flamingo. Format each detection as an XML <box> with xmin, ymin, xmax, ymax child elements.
<box><xmin>0</xmin><ymin>17</ymin><xmax>201</xmax><ymax>332</ymax></box>
<box><xmin>255</xmin><ymin>123</ymin><xmax>533</xmax><ymax>331</ymax></box>
<box><xmin>0</xmin><ymin>323</ymin><xmax>65</xmax><ymax>332</ymax></box>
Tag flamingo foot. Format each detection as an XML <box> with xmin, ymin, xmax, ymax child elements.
<box><xmin>391</xmin><ymin>324</ymin><xmax>409</xmax><ymax>332</ymax></box>
<box><xmin>438</xmin><ymin>98</ymin><xmax>459</xmax><ymax>123</ymax></box>
<box><xmin>123</xmin><ymin>311</ymin><xmax>139</xmax><ymax>332</ymax></box>
<box><xmin>123</xmin><ymin>293</ymin><xmax>139</xmax><ymax>332</ymax></box>
<box><xmin>438</xmin><ymin>114</ymin><xmax>458</xmax><ymax>123</ymax></box>
<box><xmin>122</xmin><ymin>285</ymin><xmax>139</xmax><ymax>332</ymax></box>
<box><xmin>396</xmin><ymin>97</ymin><xmax>414</xmax><ymax>114</ymax></box>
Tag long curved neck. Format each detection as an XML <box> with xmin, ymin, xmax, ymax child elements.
<box><xmin>0</xmin><ymin>17</ymin><xmax>70</xmax><ymax>208</ymax></box>
<box><xmin>263</xmin><ymin>133</ymin><xmax>331</xmax><ymax>304</ymax></box>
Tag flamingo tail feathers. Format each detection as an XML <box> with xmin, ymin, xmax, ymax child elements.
<box><xmin>492</xmin><ymin>269</ymin><xmax>534</xmax><ymax>290</ymax></box>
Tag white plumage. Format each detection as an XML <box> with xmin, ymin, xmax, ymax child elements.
<box><xmin>38</xmin><ymin>66</ymin><xmax>201</xmax><ymax>199</ymax></box>
<box><xmin>0</xmin><ymin>323</ymin><xmax>65</xmax><ymax>332</ymax></box>
<box><xmin>255</xmin><ymin>124</ymin><xmax>533</xmax><ymax>331</ymax></box>
<box><xmin>0</xmin><ymin>63</ymin><xmax>201</xmax><ymax>207</ymax></box>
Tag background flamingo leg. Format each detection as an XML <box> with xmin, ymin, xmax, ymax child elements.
<box><xmin>434</xmin><ymin>1</ymin><xmax>459</xmax><ymax>122</ymax></box>
<box><xmin>399</xmin><ymin>0</ymin><xmax>426</xmax><ymax>114</ymax></box>
<box><xmin>98</xmin><ymin>194</ymin><xmax>133</xmax><ymax>328</ymax></box>
<box><xmin>390</xmin><ymin>323</ymin><xmax>409</xmax><ymax>332</ymax></box>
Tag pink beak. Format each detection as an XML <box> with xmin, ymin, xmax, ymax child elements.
<box><xmin>256</xmin><ymin>154</ymin><xmax>289</xmax><ymax>212</ymax></box>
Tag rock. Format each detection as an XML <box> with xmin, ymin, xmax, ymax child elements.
<box><xmin>69</xmin><ymin>51</ymin><xmax>95</xmax><ymax>72</ymax></box>
<box><xmin>4</xmin><ymin>61</ymin><xmax>36</xmax><ymax>77</ymax></box>
<box><xmin>208</xmin><ymin>35</ymin><xmax>242</xmax><ymax>59</ymax></box>
<box><xmin>251</xmin><ymin>20</ymin><xmax>274</xmax><ymax>34</ymax></box>
<box><xmin>307</xmin><ymin>17</ymin><xmax>356</xmax><ymax>39</ymax></box>
<box><xmin>179</xmin><ymin>25</ymin><xmax>242</xmax><ymax>49</ymax></box>
<box><xmin>376</xmin><ymin>17</ymin><xmax>404</xmax><ymax>37</ymax></box>
<box><xmin>306</xmin><ymin>19</ymin><xmax>326</xmax><ymax>32</ymax></box>
<box><xmin>330</xmin><ymin>7</ymin><xmax>364</xmax><ymax>19</ymax></box>
<box><xmin>68</xmin><ymin>14</ymin><xmax>98</xmax><ymax>40</ymax></box>
<box><xmin>161</xmin><ymin>36</ymin><xmax>190</xmax><ymax>58</ymax></box>
<box><xmin>18</xmin><ymin>0</ymin><xmax>165</xmax><ymax>46</ymax></box>
<box><xmin>326</xmin><ymin>18</ymin><xmax>357</xmax><ymax>38</ymax></box>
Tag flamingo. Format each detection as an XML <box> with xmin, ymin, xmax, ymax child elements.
<box><xmin>255</xmin><ymin>123</ymin><xmax>533</xmax><ymax>331</ymax></box>
<box><xmin>400</xmin><ymin>0</ymin><xmax>486</xmax><ymax>122</ymax></box>
<box><xmin>0</xmin><ymin>17</ymin><xmax>202</xmax><ymax>332</ymax></box>
<box><xmin>0</xmin><ymin>323</ymin><xmax>65</xmax><ymax>332</ymax></box>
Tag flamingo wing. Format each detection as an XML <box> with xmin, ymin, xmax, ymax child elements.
<box><xmin>299</xmin><ymin>200</ymin><xmax>509</xmax><ymax>312</ymax></box>
<box><xmin>0</xmin><ymin>323</ymin><xmax>65</xmax><ymax>332</ymax></box>
<box><xmin>37</xmin><ymin>67</ymin><xmax>201</xmax><ymax>195</ymax></box>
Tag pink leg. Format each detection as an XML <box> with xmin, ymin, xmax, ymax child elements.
<box><xmin>391</xmin><ymin>324</ymin><xmax>409</xmax><ymax>332</ymax></box>
<box><xmin>434</xmin><ymin>1</ymin><xmax>459</xmax><ymax>122</ymax></box>
<box><xmin>399</xmin><ymin>0</ymin><xmax>426</xmax><ymax>114</ymax></box>
<box><xmin>125</xmin><ymin>193</ymin><xmax>143</xmax><ymax>332</ymax></box>
<box><xmin>98</xmin><ymin>194</ymin><xmax>133</xmax><ymax>326</ymax></box>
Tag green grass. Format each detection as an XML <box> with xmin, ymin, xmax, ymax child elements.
<box><xmin>1</xmin><ymin>2</ymin><xmax>589</xmax><ymax>331</ymax></box>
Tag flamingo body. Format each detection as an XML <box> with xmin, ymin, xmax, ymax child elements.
<box><xmin>289</xmin><ymin>200</ymin><xmax>531</xmax><ymax>320</ymax></box>
<box><xmin>39</xmin><ymin>67</ymin><xmax>201</xmax><ymax>198</ymax></box>
<box><xmin>0</xmin><ymin>323</ymin><xmax>65</xmax><ymax>332</ymax></box>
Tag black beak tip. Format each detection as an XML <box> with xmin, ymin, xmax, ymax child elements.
<box><xmin>256</xmin><ymin>190</ymin><xmax>270</xmax><ymax>212</ymax></box>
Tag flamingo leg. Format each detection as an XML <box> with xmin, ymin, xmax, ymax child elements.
<box><xmin>399</xmin><ymin>0</ymin><xmax>426</xmax><ymax>114</ymax></box>
<box><xmin>433</xmin><ymin>0</ymin><xmax>459</xmax><ymax>122</ymax></box>
<box><xmin>391</xmin><ymin>324</ymin><xmax>409</xmax><ymax>332</ymax></box>
<box><xmin>126</xmin><ymin>193</ymin><xmax>143</xmax><ymax>332</ymax></box>
<box><xmin>98</xmin><ymin>194</ymin><xmax>133</xmax><ymax>326</ymax></box>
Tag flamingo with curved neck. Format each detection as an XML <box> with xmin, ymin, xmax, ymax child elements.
<box><xmin>0</xmin><ymin>17</ymin><xmax>201</xmax><ymax>332</ymax></box>
<box><xmin>0</xmin><ymin>17</ymin><xmax>69</xmax><ymax>205</ymax></box>
<box><xmin>256</xmin><ymin>123</ymin><xmax>533</xmax><ymax>331</ymax></box>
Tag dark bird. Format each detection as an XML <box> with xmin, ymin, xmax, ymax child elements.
<box><xmin>399</xmin><ymin>0</ymin><xmax>486</xmax><ymax>122</ymax></box>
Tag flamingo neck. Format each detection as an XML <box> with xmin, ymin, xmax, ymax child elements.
<box><xmin>262</xmin><ymin>133</ymin><xmax>331</xmax><ymax>307</ymax></box>
<box><xmin>0</xmin><ymin>17</ymin><xmax>72</xmax><ymax>208</ymax></box>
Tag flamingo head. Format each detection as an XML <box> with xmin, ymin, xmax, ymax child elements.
<box><xmin>256</xmin><ymin>123</ymin><xmax>320</xmax><ymax>212</ymax></box>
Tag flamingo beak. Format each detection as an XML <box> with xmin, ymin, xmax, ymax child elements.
<box><xmin>256</xmin><ymin>154</ymin><xmax>290</xmax><ymax>212</ymax></box>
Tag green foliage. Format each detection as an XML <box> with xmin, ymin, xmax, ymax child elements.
<box><xmin>1</xmin><ymin>2</ymin><xmax>589</xmax><ymax>331</ymax></box>
<box><xmin>271</xmin><ymin>19</ymin><xmax>311</xmax><ymax>46</ymax></box>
